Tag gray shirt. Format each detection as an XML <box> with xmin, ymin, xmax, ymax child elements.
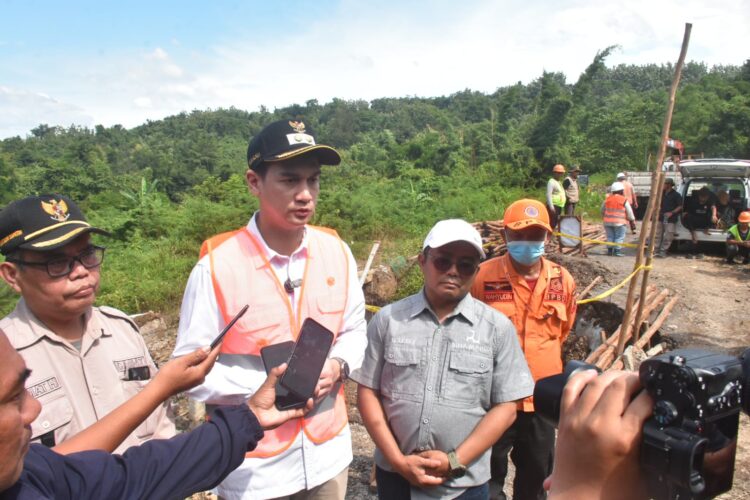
<box><xmin>352</xmin><ymin>290</ymin><xmax>533</xmax><ymax>498</ymax></box>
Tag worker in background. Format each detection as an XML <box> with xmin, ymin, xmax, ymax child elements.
<box><xmin>471</xmin><ymin>199</ymin><xmax>577</xmax><ymax>500</ymax></box>
<box><xmin>715</xmin><ymin>189</ymin><xmax>736</xmax><ymax>230</ymax></box>
<box><xmin>602</xmin><ymin>182</ymin><xmax>636</xmax><ymax>257</ymax></box>
<box><xmin>562</xmin><ymin>166</ymin><xmax>581</xmax><ymax>216</ymax></box>
<box><xmin>546</xmin><ymin>165</ymin><xmax>566</xmax><ymax>230</ymax></box>
<box><xmin>0</xmin><ymin>194</ymin><xmax>175</xmax><ymax>453</ymax></box>
<box><xmin>726</xmin><ymin>211</ymin><xmax>750</xmax><ymax>265</ymax></box>
<box><xmin>616</xmin><ymin>172</ymin><xmax>638</xmax><ymax>211</ymax></box>
<box><xmin>683</xmin><ymin>186</ymin><xmax>716</xmax><ymax>259</ymax></box>
<box><xmin>655</xmin><ymin>178</ymin><xmax>683</xmax><ymax>258</ymax></box>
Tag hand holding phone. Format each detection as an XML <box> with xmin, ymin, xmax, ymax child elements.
<box><xmin>210</xmin><ymin>304</ymin><xmax>249</xmax><ymax>350</ymax></box>
<box><xmin>279</xmin><ymin>318</ymin><xmax>334</xmax><ymax>401</ymax></box>
<box><xmin>260</xmin><ymin>341</ymin><xmax>307</xmax><ymax>410</ymax></box>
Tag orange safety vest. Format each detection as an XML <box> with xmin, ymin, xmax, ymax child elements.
<box><xmin>200</xmin><ymin>226</ymin><xmax>350</xmax><ymax>457</ymax></box>
<box><xmin>603</xmin><ymin>194</ymin><xmax>628</xmax><ymax>225</ymax></box>
<box><xmin>470</xmin><ymin>254</ymin><xmax>577</xmax><ymax>412</ymax></box>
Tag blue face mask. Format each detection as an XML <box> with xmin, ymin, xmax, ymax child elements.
<box><xmin>506</xmin><ymin>241</ymin><xmax>545</xmax><ymax>266</ymax></box>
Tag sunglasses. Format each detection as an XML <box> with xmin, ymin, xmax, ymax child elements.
<box><xmin>7</xmin><ymin>245</ymin><xmax>105</xmax><ymax>278</ymax></box>
<box><xmin>428</xmin><ymin>254</ymin><xmax>479</xmax><ymax>277</ymax></box>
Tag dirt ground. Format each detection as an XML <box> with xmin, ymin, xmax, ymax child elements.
<box><xmin>141</xmin><ymin>225</ymin><xmax>750</xmax><ymax>499</ymax></box>
<box><xmin>573</xmin><ymin>229</ymin><xmax>750</xmax><ymax>500</ymax></box>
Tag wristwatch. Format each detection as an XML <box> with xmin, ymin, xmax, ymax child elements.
<box><xmin>447</xmin><ymin>450</ymin><xmax>467</xmax><ymax>478</ymax></box>
<box><xmin>332</xmin><ymin>357</ymin><xmax>350</xmax><ymax>382</ymax></box>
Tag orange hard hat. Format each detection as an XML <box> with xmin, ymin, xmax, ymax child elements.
<box><xmin>503</xmin><ymin>199</ymin><xmax>552</xmax><ymax>233</ymax></box>
<box><xmin>739</xmin><ymin>211</ymin><xmax>750</xmax><ymax>223</ymax></box>
<box><xmin>552</xmin><ymin>164</ymin><xmax>566</xmax><ymax>174</ymax></box>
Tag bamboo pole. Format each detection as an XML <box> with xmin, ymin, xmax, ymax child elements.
<box><xmin>616</xmin><ymin>23</ymin><xmax>692</xmax><ymax>356</ymax></box>
<box><xmin>610</xmin><ymin>296</ymin><xmax>680</xmax><ymax>370</ymax></box>
<box><xmin>359</xmin><ymin>241</ymin><xmax>381</xmax><ymax>286</ymax></box>
<box><xmin>577</xmin><ymin>276</ymin><xmax>603</xmax><ymax>299</ymax></box>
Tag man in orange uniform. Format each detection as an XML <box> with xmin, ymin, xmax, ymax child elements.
<box><xmin>471</xmin><ymin>199</ymin><xmax>577</xmax><ymax>500</ymax></box>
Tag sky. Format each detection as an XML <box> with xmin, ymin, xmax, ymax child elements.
<box><xmin>1</xmin><ymin>0</ymin><xmax>748</xmax><ymax>139</ymax></box>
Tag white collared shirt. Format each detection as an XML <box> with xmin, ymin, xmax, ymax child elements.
<box><xmin>173</xmin><ymin>213</ymin><xmax>367</xmax><ymax>499</ymax></box>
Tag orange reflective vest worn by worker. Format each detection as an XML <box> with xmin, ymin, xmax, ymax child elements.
<box><xmin>603</xmin><ymin>193</ymin><xmax>628</xmax><ymax>226</ymax></box>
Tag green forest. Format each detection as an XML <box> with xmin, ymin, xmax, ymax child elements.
<box><xmin>1</xmin><ymin>49</ymin><xmax>749</xmax><ymax>316</ymax></box>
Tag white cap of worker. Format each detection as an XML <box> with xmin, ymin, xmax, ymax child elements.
<box><xmin>423</xmin><ymin>219</ymin><xmax>486</xmax><ymax>259</ymax></box>
<box><xmin>616</xmin><ymin>172</ymin><xmax>626</xmax><ymax>180</ymax></box>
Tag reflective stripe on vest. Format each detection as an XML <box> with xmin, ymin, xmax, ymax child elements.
<box><xmin>728</xmin><ymin>225</ymin><xmax>750</xmax><ymax>242</ymax></box>
<box><xmin>202</xmin><ymin>226</ymin><xmax>350</xmax><ymax>457</ymax></box>
<box><xmin>603</xmin><ymin>194</ymin><xmax>627</xmax><ymax>225</ymax></box>
<box><xmin>550</xmin><ymin>179</ymin><xmax>566</xmax><ymax>207</ymax></box>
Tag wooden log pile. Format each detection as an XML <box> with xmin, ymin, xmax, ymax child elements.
<box><xmin>584</xmin><ymin>285</ymin><xmax>679</xmax><ymax>371</ymax></box>
<box><xmin>472</xmin><ymin>219</ymin><xmax>607</xmax><ymax>258</ymax></box>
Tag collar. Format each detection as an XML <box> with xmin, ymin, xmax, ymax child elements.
<box><xmin>407</xmin><ymin>288</ymin><xmax>477</xmax><ymax>325</ymax></box>
<box><xmin>9</xmin><ymin>299</ymin><xmax>103</xmax><ymax>350</ymax></box>
<box><xmin>247</xmin><ymin>212</ymin><xmax>309</xmax><ymax>263</ymax></box>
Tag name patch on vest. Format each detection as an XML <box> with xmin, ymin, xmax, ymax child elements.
<box><xmin>28</xmin><ymin>377</ymin><xmax>62</xmax><ymax>399</ymax></box>
<box><xmin>483</xmin><ymin>281</ymin><xmax>513</xmax><ymax>302</ymax></box>
<box><xmin>113</xmin><ymin>356</ymin><xmax>148</xmax><ymax>376</ymax></box>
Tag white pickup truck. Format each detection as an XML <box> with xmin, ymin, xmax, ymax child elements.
<box><xmin>627</xmin><ymin>159</ymin><xmax>750</xmax><ymax>244</ymax></box>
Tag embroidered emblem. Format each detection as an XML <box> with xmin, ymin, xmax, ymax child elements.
<box><xmin>327</xmin><ymin>277</ymin><xmax>335</xmax><ymax>286</ymax></box>
<box><xmin>41</xmin><ymin>198</ymin><xmax>70</xmax><ymax>222</ymax></box>
<box><xmin>524</xmin><ymin>205</ymin><xmax>539</xmax><ymax>218</ymax></box>
<box><xmin>289</xmin><ymin>121</ymin><xmax>306</xmax><ymax>133</ymax></box>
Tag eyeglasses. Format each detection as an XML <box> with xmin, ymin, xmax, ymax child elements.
<box><xmin>7</xmin><ymin>246</ymin><xmax>105</xmax><ymax>278</ymax></box>
<box><xmin>428</xmin><ymin>254</ymin><xmax>479</xmax><ymax>277</ymax></box>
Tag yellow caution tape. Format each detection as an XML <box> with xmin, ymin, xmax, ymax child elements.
<box><xmin>554</xmin><ymin>231</ymin><xmax>638</xmax><ymax>248</ymax></box>
<box><xmin>366</xmin><ymin>304</ymin><xmax>381</xmax><ymax>313</ymax></box>
<box><xmin>576</xmin><ymin>264</ymin><xmax>652</xmax><ymax>305</ymax></box>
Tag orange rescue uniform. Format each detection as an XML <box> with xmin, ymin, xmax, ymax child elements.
<box><xmin>471</xmin><ymin>253</ymin><xmax>576</xmax><ymax>411</ymax></box>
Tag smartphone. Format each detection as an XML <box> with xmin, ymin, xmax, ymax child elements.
<box><xmin>279</xmin><ymin>318</ymin><xmax>335</xmax><ymax>401</ymax></box>
<box><xmin>210</xmin><ymin>304</ymin><xmax>249</xmax><ymax>350</ymax></box>
<box><xmin>260</xmin><ymin>341</ymin><xmax>307</xmax><ymax>410</ymax></box>
<box><xmin>260</xmin><ymin>341</ymin><xmax>295</xmax><ymax>373</ymax></box>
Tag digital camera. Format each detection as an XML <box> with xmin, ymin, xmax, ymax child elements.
<box><xmin>534</xmin><ymin>348</ymin><xmax>750</xmax><ymax>499</ymax></box>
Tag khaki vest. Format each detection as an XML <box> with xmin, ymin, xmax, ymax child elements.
<box><xmin>564</xmin><ymin>176</ymin><xmax>579</xmax><ymax>203</ymax></box>
<box><xmin>201</xmin><ymin>226</ymin><xmax>350</xmax><ymax>457</ymax></box>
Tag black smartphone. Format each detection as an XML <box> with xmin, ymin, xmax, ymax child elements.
<box><xmin>279</xmin><ymin>318</ymin><xmax>335</xmax><ymax>400</ymax></box>
<box><xmin>260</xmin><ymin>341</ymin><xmax>295</xmax><ymax>373</ymax></box>
<box><xmin>126</xmin><ymin>366</ymin><xmax>151</xmax><ymax>381</ymax></box>
<box><xmin>260</xmin><ymin>341</ymin><xmax>307</xmax><ymax>410</ymax></box>
<box><xmin>210</xmin><ymin>304</ymin><xmax>249</xmax><ymax>350</ymax></box>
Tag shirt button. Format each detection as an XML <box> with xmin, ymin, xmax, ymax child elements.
<box><xmin>480</xmin><ymin>362</ymin><xmax>486</xmax><ymax>368</ymax></box>
<box><xmin>42</xmin><ymin>421</ymin><xmax>50</xmax><ymax>429</ymax></box>
<box><xmin>427</xmin><ymin>385</ymin><xmax>432</xmax><ymax>391</ymax></box>
<box><xmin>388</xmin><ymin>353</ymin><xmax>394</xmax><ymax>359</ymax></box>
<box><xmin>432</xmin><ymin>356</ymin><xmax>437</xmax><ymax>361</ymax></box>
<box><xmin>423</xmin><ymin>418</ymin><xmax>429</xmax><ymax>424</ymax></box>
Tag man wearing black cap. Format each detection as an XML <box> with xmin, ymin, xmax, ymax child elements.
<box><xmin>173</xmin><ymin>120</ymin><xmax>366</xmax><ymax>499</ymax></box>
<box><xmin>0</xmin><ymin>194</ymin><xmax>175</xmax><ymax>453</ymax></box>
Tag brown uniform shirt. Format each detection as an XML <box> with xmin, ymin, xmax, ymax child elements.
<box><xmin>1</xmin><ymin>299</ymin><xmax>175</xmax><ymax>453</ymax></box>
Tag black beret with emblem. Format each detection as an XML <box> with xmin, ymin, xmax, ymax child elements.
<box><xmin>247</xmin><ymin>120</ymin><xmax>342</xmax><ymax>171</ymax></box>
<box><xmin>0</xmin><ymin>194</ymin><xmax>110</xmax><ymax>255</ymax></box>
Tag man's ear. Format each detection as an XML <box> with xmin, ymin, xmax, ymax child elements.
<box><xmin>0</xmin><ymin>262</ymin><xmax>23</xmax><ymax>294</ymax></box>
<box><xmin>246</xmin><ymin>169</ymin><xmax>262</xmax><ymax>197</ymax></box>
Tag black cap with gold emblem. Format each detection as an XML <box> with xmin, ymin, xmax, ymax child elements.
<box><xmin>0</xmin><ymin>194</ymin><xmax>110</xmax><ymax>255</ymax></box>
<box><xmin>247</xmin><ymin>120</ymin><xmax>342</xmax><ymax>171</ymax></box>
